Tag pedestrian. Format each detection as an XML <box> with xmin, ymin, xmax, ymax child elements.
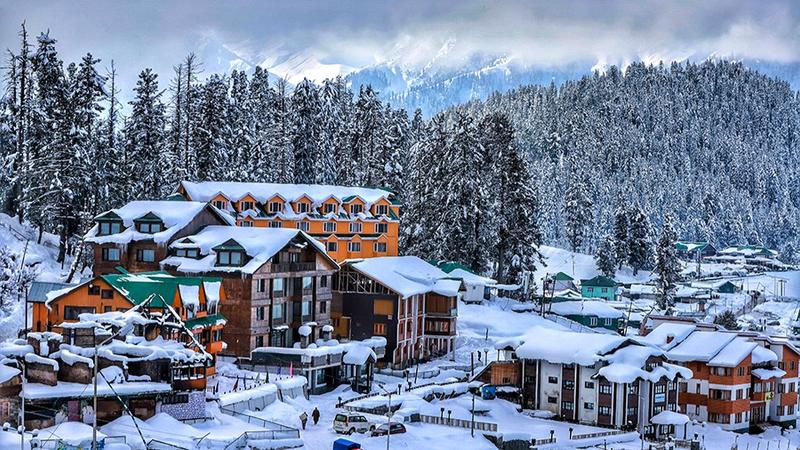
<box><xmin>300</xmin><ymin>412</ymin><xmax>308</xmax><ymax>430</ymax></box>
<box><xmin>312</xmin><ymin>407</ymin><xmax>320</xmax><ymax>425</ymax></box>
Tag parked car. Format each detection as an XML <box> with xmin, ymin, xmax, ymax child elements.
<box><xmin>333</xmin><ymin>438</ymin><xmax>361</xmax><ymax>450</ymax></box>
<box><xmin>371</xmin><ymin>422</ymin><xmax>407</xmax><ymax>436</ymax></box>
<box><xmin>333</xmin><ymin>412</ymin><xmax>376</xmax><ymax>435</ymax></box>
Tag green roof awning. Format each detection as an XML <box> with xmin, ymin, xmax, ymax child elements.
<box><xmin>552</xmin><ymin>272</ymin><xmax>574</xmax><ymax>281</ymax></box>
<box><xmin>185</xmin><ymin>313</ymin><xmax>227</xmax><ymax>330</ymax></box>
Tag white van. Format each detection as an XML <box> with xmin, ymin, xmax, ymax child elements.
<box><xmin>333</xmin><ymin>412</ymin><xmax>376</xmax><ymax>434</ymax></box>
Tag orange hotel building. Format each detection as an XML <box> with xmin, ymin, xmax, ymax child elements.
<box><xmin>175</xmin><ymin>181</ymin><xmax>401</xmax><ymax>262</ymax></box>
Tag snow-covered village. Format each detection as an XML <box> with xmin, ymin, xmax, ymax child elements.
<box><xmin>5</xmin><ymin>2</ymin><xmax>800</xmax><ymax>450</ymax></box>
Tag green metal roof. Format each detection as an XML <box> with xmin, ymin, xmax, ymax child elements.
<box><xmin>431</xmin><ymin>260</ymin><xmax>475</xmax><ymax>275</ymax></box>
<box><xmin>581</xmin><ymin>275</ymin><xmax>617</xmax><ymax>288</ymax></box>
<box><xmin>212</xmin><ymin>239</ymin><xmax>245</xmax><ymax>251</ymax></box>
<box><xmin>134</xmin><ymin>212</ymin><xmax>163</xmax><ymax>222</ymax></box>
<box><xmin>185</xmin><ymin>313</ymin><xmax>227</xmax><ymax>330</ymax></box>
<box><xmin>552</xmin><ymin>272</ymin><xmax>574</xmax><ymax>281</ymax></box>
<box><xmin>95</xmin><ymin>211</ymin><xmax>122</xmax><ymax>221</ymax></box>
<box><xmin>100</xmin><ymin>271</ymin><xmax>223</xmax><ymax>309</ymax></box>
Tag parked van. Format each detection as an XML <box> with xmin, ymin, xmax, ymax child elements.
<box><xmin>333</xmin><ymin>412</ymin><xmax>376</xmax><ymax>435</ymax></box>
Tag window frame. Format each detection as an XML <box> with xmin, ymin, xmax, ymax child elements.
<box><xmin>136</xmin><ymin>248</ymin><xmax>156</xmax><ymax>262</ymax></box>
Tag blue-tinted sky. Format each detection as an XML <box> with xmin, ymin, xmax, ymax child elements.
<box><xmin>2</xmin><ymin>1</ymin><xmax>799</xmax><ymax>91</ymax></box>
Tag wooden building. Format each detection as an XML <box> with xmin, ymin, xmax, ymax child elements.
<box><xmin>175</xmin><ymin>181</ymin><xmax>401</xmax><ymax>262</ymax></box>
<box><xmin>161</xmin><ymin>226</ymin><xmax>338</xmax><ymax>356</ymax></box>
<box><xmin>84</xmin><ymin>200</ymin><xmax>233</xmax><ymax>275</ymax></box>
<box><xmin>333</xmin><ymin>256</ymin><xmax>460</xmax><ymax>369</ymax></box>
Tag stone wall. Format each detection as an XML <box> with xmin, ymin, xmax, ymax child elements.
<box><xmin>158</xmin><ymin>391</ymin><xmax>207</xmax><ymax>420</ymax></box>
<box><xmin>26</xmin><ymin>362</ymin><xmax>57</xmax><ymax>386</ymax></box>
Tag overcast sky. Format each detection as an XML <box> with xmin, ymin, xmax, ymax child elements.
<box><xmin>2</xmin><ymin>1</ymin><xmax>800</xmax><ymax>92</ymax></box>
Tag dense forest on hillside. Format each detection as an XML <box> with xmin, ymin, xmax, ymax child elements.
<box><xmin>1</xmin><ymin>26</ymin><xmax>799</xmax><ymax>284</ymax></box>
<box><xmin>452</xmin><ymin>61</ymin><xmax>800</xmax><ymax>261</ymax></box>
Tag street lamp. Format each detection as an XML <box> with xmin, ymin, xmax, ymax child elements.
<box><xmin>377</xmin><ymin>383</ymin><xmax>394</xmax><ymax>450</ymax></box>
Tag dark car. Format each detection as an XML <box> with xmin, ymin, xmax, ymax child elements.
<box><xmin>371</xmin><ymin>422</ymin><xmax>407</xmax><ymax>436</ymax></box>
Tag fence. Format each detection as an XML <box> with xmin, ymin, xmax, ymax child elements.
<box><xmin>419</xmin><ymin>414</ymin><xmax>497</xmax><ymax>432</ymax></box>
<box><xmin>219</xmin><ymin>407</ymin><xmax>300</xmax><ymax>440</ymax></box>
<box><xmin>571</xmin><ymin>429</ymin><xmax>627</xmax><ymax>440</ymax></box>
<box><xmin>147</xmin><ymin>439</ymin><xmax>190</xmax><ymax>450</ymax></box>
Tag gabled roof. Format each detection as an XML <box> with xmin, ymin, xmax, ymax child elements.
<box><xmin>549</xmin><ymin>300</ymin><xmax>624</xmax><ymax>319</ymax></box>
<box><xmin>28</xmin><ymin>281</ymin><xmax>76</xmax><ymax>303</ymax></box>
<box><xmin>581</xmin><ymin>275</ymin><xmax>617</xmax><ymax>288</ymax></box>
<box><xmin>552</xmin><ymin>272</ymin><xmax>575</xmax><ymax>281</ymax></box>
<box><xmin>345</xmin><ymin>256</ymin><xmax>460</xmax><ymax>299</ymax></box>
<box><xmin>85</xmin><ymin>201</ymin><xmax>234</xmax><ymax>245</ymax></box>
<box><xmin>162</xmin><ymin>226</ymin><xmax>337</xmax><ymax>275</ymax></box>
<box><xmin>99</xmin><ymin>271</ymin><xmax>223</xmax><ymax>309</ymax></box>
<box><xmin>178</xmin><ymin>181</ymin><xmax>394</xmax><ymax>206</ymax></box>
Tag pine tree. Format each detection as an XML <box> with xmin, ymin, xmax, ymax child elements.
<box><xmin>269</xmin><ymin>79</ymin><xmax>294</xmax><ymax>183</ymax></box>
<box><xmin>612</xmin><ymin>205</ymin><xmax>629</xmax><ymax>269</ymax></box>
<box><xmin>247</xmin><ymin>66</ymin><xmax>273</xmax><ymax>182</ymax></box>
<box><xmin>655</xmin><ymin>213</ymin><xmax>680</xmax><ymax>309</ymax></box>
<box><xmin>627</xmin><ymin>205</ymin><xmax>652</xmax><ymax>276</ymax></box>
<box><xmin>291</xmin><ymin>79</ymin><xmax>320</xmax><ymax>184</ymax></box>
<box><xmin>124</xmin><ymin>68</ymin><xmax>166</xmax><ymax>199</ymax></box>
<box><xmin>351</xmin><ymin>85</ymin><xmax>384</xmax><ymax>185</ymax></box>
<box><xmin>0</xmin><ymin>246</ymin><xmax>36</xmax><ymax>310</ymax></box>
<box><xmin>564</xmin><ymin>163</ymin><xmax>593</xmax><ymax>255</ymax></box>
<box><xmin>194</xmin><ymin>74</ymin><xmax>229</xmax><ymax>181</ymax></box>
<box><xmin>713</xmin><ymin>310</ymin><xmax>739</xmax><ymax>331</ymax></box>
<box><xmin>595</xmin><ymin>233</ymin><xmax>617</xmax><ymax>277</ymax></box>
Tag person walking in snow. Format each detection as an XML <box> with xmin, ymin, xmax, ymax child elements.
<box><xmin>312</xmin><ymin>407</ymin><xmax>320</xmax><ymax>425</ymax></box>
<box><xmin>300</xmin><ymin>412</ymin><xmax>308</xmax><ymax>430</ymax></box>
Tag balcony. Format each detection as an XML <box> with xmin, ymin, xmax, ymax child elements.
<box><xmin>426</xmin><ymin>307</ymin><xmax>458</xmax><ymax>317</ymax></box>
<box><xmin>172</xmin><ymin>375</ymin><xmax>207</xmax><ymax>391</ymax></box>
<box><xmin>270</xmin><ymin>262</ymin><xmax>316</xmax><ymax>273</ymax></box>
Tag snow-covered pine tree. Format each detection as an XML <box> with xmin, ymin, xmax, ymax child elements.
<box><xmin>317</xmin><ymin>77</ymin><xmax>349</xmax><ymax>185</ymax></box>
<box><xmin>380</xmin><ymin>107</ymin><xmax>409</xmax><ymax>195</ymax></box>
<box><xmin>655</xmin><ymin>213</ymin><xmax>679</xmax><ymax>309</ymax></box>
<box><xmin>400</xmin><ymin>115</ymin><xmax>441</xmax><ymax>258</ymax></box>
<box><xmin>612</xmin><ymin>205</ymin><xmax>629</xmax><ymax>269</ymax></box>
<box><xmin>247</xmin><ymin>66</ymin><xmax>273</xmax><ymax>183</ymax></box>
<box><xmin>194</xmin><ymin>74</ymin><xmax>230</xmax><ymax>181</ymax></box>
<box><xmin>291</xmin><ymin>78</ymin><xmax>321</xmax><ymax>184</ymax></box>
<box><xmin>627</xmin><ymin>205</ymin><xmax>652</xmax><ymax>276</ymax></box>
<box><xmin>563</xmin><ymin>159</ymin><xmax>593</xmax><ymax>256</ymax></box>
<box><xmin>227</xmin><ymin>70</ymin><xmax>252</xmax><ymax>181</ymax></box>
<box><xmin>595</xmin><ymin>233</ymin><xmax>617</xmax><ymax>277</ymax></box>
<box><xmin>269</xmin><ymin>78</ymin><xmax>294</xmax><ymax>183</ymax></box>
<box><xmin>0</xmin><ymin>246</ymin><xmax>36</xmax><ymax>311</ymax></box>
<box><xmin>124</xmin><ymin>68</ymin><xmax>166</xmax><ymax>199</ymax></box>
<box><xmin>351</xmin><ymin>85</ymin><xmax>384</xmax><ymax>186</ymax></box>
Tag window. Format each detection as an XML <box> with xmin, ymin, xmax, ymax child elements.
<box><xmin>102</xmin><ymin>247</ymin><xmax>120</xmax><ymax>261</ymax></box>
<box><xmin>104</xmin><ymin>306</ymin><xmax>112</xmax><ymax>313</ymax></box>
<box><xmin>295</xmin><ymin>202</ymin><xmax>310</xmax><ymax>213</ymax></box>
<box><xmin>792</xmin><ymin>361</ymin><xmax>796</xmax><ymax>371</ymax></box>
<box><xmin>272</xmin><ymin>303</ymin><xmax>284</xmax><ymax>321</ymax></box>
<box><xmin>584</xmin><ymin>402</ymin><xmax>594</xmax><ymax>410</ymax></box>
<box><xmin>655</xmin><ymin>384</ymin><xmax>666</xmax><ymax>394</ymax></box>
<box><xmin>217</xmin><ymin>251</ymin><xmax>243</xmax><ymax>266</ymax></box>
<box><xmin>320</xmin><ymin>301</ymin><xmax>327</xmax><ymax>314</ymax></box>
<box><xmin>98</xmin><ymin>221</ymin><xmax>122</xmax><ymax>235</ymax></box>
<box><xmin>88</xmin><ymin>285</ymin><xmax>100</xmax><ymax>296</ymax></box>
<box><xmin>375</xmin><ymin>223</ymin><xmax>388</xmax><ymax>233</ymax></box>
<box><xmin>629</xmin><ymin>384</ymin><xmax>639</xmax><ymax>395</ymax></box>
<box><xmin>273</xmin><ymin>278</ymin><xmax>284</xmax><ymax>296</ymax></box>
<box><xmin>348</xmin><ymin>242</ymin><xmax>361</xmax><ymax>252</ymax></box>
<box><xmin>162</xmin><ymin>394</ymin><xmax>189</xmax><ymax>405</ymax></box>
<box><xmin>374</xmin><ymin>242</ymin><xmax>388</xmax><ymax>253</ymax></box>
<box><xmin>627</xmin><ymin>407</ymin><xmax>636</xmax><ymax>416</ymax></box>
<box><xmin>587</xmin><ymin>287</ymin><xmax>594</xmax><ymax>293</ymax></box>
<box><xmin>737</xmin><ymin>367</ymin><xmax>745</xmax><ymax>376</ymax></box>
<box><xmin>350</xmin><ymin>222</ymin><xmax>362</xmax><ymax>233</ymax></box>
<box><xmin>547</xmin><ymin>396</ymin><xmax>557</xmax><ymax>404</ymax></box>
<box><xmin>175</xmin><ymin>248</ymin><xmax>199</xmax><ymax>258</ymax></box>
<box><xmin>303</xmin><ymin>276</ymin><xmax>313</xmax><ymax>294</ymax></box>
<box><xmin>302</xmin><ymin>300</ymin><xmax>312</xmax><ymax>316</ymax></box>
<box><xmin>136</xmin><ymin>222</ymin><xmax>162</xmax><ymax>233</ymax></box>
<box><xmin>268</xmin><ymin>221</ymin><xmax>282</xmax><ymax>228</ymax></box>
<box><xmin>101</xmin><ymin>289</ymin><xmax>113</xmax><ymax>299</ymax></box>
<box><xmin>65</xmin><ymin>306</ymin><xmax>96</xmax><ymax>320</ymax></box>
<box><xmin>256</xmin><ymin>307</ymin><xmax>266</xmax><ymax>320</ymax></box>
<box><xmin>599</xmin><ymin>406</ymin><xmax>611</xmax><ymax>416</ymax></box>
<box><xmin>241</xmin><ymin>220</ymin><xmax>253</xmax><ymax>227</ymax></box>
<box><xmin>604</xmin><ymin>318</ymin><xmax>612</xmax><ymax>326</ymax></box>
<box><xmin>653</xmin><ymin>406</ymin><xmax>664</xmax><ymax>414</ymax></box>
<box><xmin>323</xmin><ymin>203</ymin><xmax>336</xmax><ymax>214</ymax></box>
<box><xmin>320</xmin><ymin>276</ymin><xmax>328</xmax><ymax>288</ymax></box>
<box><xmin>585</xmin><ymin>381</ymin><xmax>595</xmax><ymax>389</ymax></box>
<box><xmin>296</xmin><ymin>222</ymin><xmax>309</xmax><ymax>231</ymax></box>
<box><xmin>136</xmin><ymin>249</ymin><xmax>155</xmax><ymax>262</ymax></box>
<box><xmin>350</xmin><ymin>204</ymin><xmax>363</xmax><ymax>215</ymax></box>
<box><xmin>563</xmin><ymin>380</ymin><xmax>575</xmax><ymax>390</ymax></box>
<box><xmin>213</xmin><ymin>200</ymin><xmax>227</xmax><ymax>210</ymax></box>
<box><xmin>375</xmin><ymin>204</ymin><xmax>389</xmax><ymax>216</ymax></box>
<box><xmin>589</xmin><ymin>317</ymin><xmax>598</xmax><ymax>326</ymax></box>
<box><xmin>601</xmin><ymin>287</ymin><xmax>608</xmax><ymax>293</ymax></box>
<box><xmin>257</xmin><ymin>279</ymin><xmax>267</xmax><ymax>293</ymax></box>
<box><xmin>269</xmin><ymin>202</ymin><xmax>283</xmax><ymax>213</ymax></box>
<box><xmin>255</xmin><ymin>335</ymin><xmax>264</xmax><ymax>348</ymax></box>
<box><xmin>323</xmin><ymin>222</ymin><xmax>336</xmax><ymax>233</ymax></box>
<box><xmin>373</xmin><ymin>323</ymin><xmax>386</xmax><ymax>335</ymax></box>
<box><xmin>561</xmin><ymin>401</ymin><xmax>574</xmax><ymax>410</ymax></box>
<box><xmin>374</xmin><ymin>299</ymin><xmax>394</xmax><ymax>316</ymax></box>
<box><xmin>326</xmin><ymin>241</ymin><xmax>338</xmax><ymax>252</ymax></box>
<box><xmin>548</xmin><ymin>376</ymin><xmax>558</xmax><ymax>384</ymax></box>
<box><xmin>240</xmin><ymin>201</ymin><xmax>255</xmax><ymax>211</ymax></box>
<box><xmin>599</xmin><ymin>383</ymin><xmax>612</xmax><ymax>394</ymax></box>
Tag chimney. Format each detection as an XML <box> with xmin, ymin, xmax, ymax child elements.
<box><xmin>666</xmin><ymin>333</ymin><xmax>675</xmax><ymax>344</ymax></box>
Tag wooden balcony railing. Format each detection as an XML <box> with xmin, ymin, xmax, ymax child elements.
<box><xmin>270</xmin><ymin>262</ymin><xmax>316</xmax><ymax>273</ymax></box>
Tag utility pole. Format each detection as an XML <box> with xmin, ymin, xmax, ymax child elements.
<box><xmin>471</xmin><ymin>392</ymin><xmax>476</xmax><ymax>437</ymax></box>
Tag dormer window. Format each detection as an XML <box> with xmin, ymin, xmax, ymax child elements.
<box><xmin>213</xmin><ymin>200</ymin><xmax>228</xmax><ymax>210</ymax></box>
<box><xmin>217</xmin><ymin>251</ymin><xmax>243</xmax><ymax>266</ymax></box>
<box><xmin>268</xmin><ymin>202</ymin><xmax>283</xmax><ymax>213</ymax></box>
<box><xmin>136</xmin><ymin>222</ymin><xmax>163</xmax><ymax>233</ymax></box>
<box><xmin>296</xmin><ymin>202</ymin><xmax>310</xmax><ymax>213</ymax></box>
<box><xmin>98</xmin><ymin>221</ymin><xmax>122</xmax><ymax>235</ymax></box>
<box><xmin>175</xmin><ymin>248</ymin><xmax>200</xmax><ymax>258</ymax></box>
<box><xmin>350</xmin><ymin>222</ymin><xmax>362</xmax><ymax>233</ymax></box>
<box><xmin>375</xmin><ymin>204</ymin><xmax>388</xmax><ymax>216</ymax></box>
<box><xmin>322</xmin><ymin>203</ymin><xmax>336</xmax><ymax>214</ymax></box>
<box><xmin>240</xmin><ymin>201</ymin><xmax>255</xmax><ymax>211</ymax></box>
<box><xmin>350</xmin><ymin>204</ymin><xmax>363</xmax><ymax>215</ymax></box>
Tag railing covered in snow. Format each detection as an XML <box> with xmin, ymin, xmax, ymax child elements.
<box><xmin>419</xmin><ymin>414</ymin><xmax>498</xmax><ymax>432</ymax></box>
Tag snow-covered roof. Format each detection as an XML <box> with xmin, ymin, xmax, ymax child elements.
<box><xmin>85</xmin><ymin>201</ymin><xmax>232</xmax><ymax>245</ymax></box>
<box><xmin>707</xmin><ymin>338</ymin><xmax>757</xmax><ymax>367</ymax></box>
<box><xmin>180</xmin><ymin>181</ymin><xmax>395</xmax><ymax>206</ymax></box>
<box><xmin>599</xmin><ymin>345</ymin><xmax>691</xmax><ymax>383</ymax></box>
<box><xmin>0</xmin><ymin>365</ymin><xmax>20</xmax><ymax>384</ymax></box>
<box><xmin>514</xmin><ymin>326</ymin><xmax>628</xmax><ymax>365</ymax></box>
<box><xmin>667</xmin><ymin>331</ymin><xmax>737</xmax><ymax>362</ymax></box>
<box><xmin>752</xmin><ymin>368</ymin><xmax>787</xmax><ymax>380</ymax></box>
<box><xmin>629</xmin><ymin>284</ymin><xmax>657</xmax><ymax>295</ymax></box>
<box><xmin>342</xmin><ymin>344</ymin><xmax>377</xmax><ymax>365</ymax></box>
<box><xmin>346</xmin><ymin>256</ymin><xmax>460</xmax><ymax>298</ymax></box>
<box><xmin>639</xmin><ymin>323</ymin><xmax>697</xmax><ymax>350</ymax></box>
<box><xmin>549</xmin><ymin>300</ymin><xmax>624</xmax><ymax>319</ymax></box>
<box><xmin>751</xmin><ymin>345</ymin><xmax>779</xmax><ymax>365</ymax></box>
<box><xmin>162</xmin><ymin>225</ymin><xmax>336</xmax><ymax>275</ymax></box>
<box><xmin>674</xmin><ymin>285</ymin><xmax>711</xmax><ymax>298</ymax></box>
<box><xmin>447</xmin><ymin>268</ymin><xmax>497</xmax><ymax>287</ymax></box>
<box><xmin>651</xmin><ymin>411</ymin><xmax>690</xmax><ymax>425</ymax></box>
